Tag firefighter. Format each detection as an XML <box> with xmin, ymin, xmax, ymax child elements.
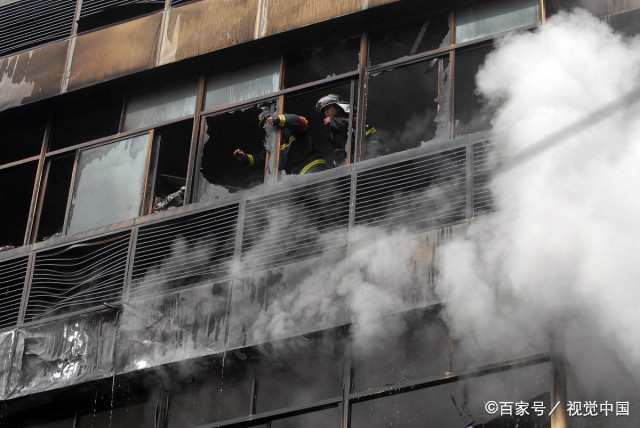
<box><xmin>233</xmin><ymin>110</ymin><xmax>328</xmax><ymax>175</ymax></box>
<box><xmin>316</xmin><ymin>94</ymin><xmax>380</xmax><ymax>165</ymax></box>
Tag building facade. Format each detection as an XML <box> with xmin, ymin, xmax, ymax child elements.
<box><xmin>0</xmin><ymin>0</ymin><xmax>639</xmax><ymax>426</ymax></box>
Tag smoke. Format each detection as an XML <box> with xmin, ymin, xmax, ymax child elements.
<box><xmin>436</xmin><ymin>8</ymin><xmax>640</xmax><ymax>404</ymax></box>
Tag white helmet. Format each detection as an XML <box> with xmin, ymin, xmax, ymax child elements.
<box><xmin>316</xmin><ymin>94</ymin><xmax>350</xmax><ymax>115</ymax></box>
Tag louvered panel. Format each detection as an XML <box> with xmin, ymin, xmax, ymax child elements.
<box><xmin>130</xmin><ymin>204</ymin><xmax>239</xmax><ymax>299</ymax></box>
<box><xmin>241</xmin><ymin>176</ymin><xmax>351</xmax><ymax>272</ymax></box>
<box><xmin>473</xmin><ymin>140</ymin><xmax>501</xmax><ymax>215</ymax></box>
<box><xmin>355</xmin><ymin>148</ymin><xmax>467</xmax><ymax>230</ymax></box>
<box><xmin>0</xmin><ymin>256</ymin><xmax>27</xmax><ymax>329</ymax></box>
<box><xmin>79</xmin><ymin>0</ymin><xmax>164</xmax><ymax>17</ymax></box>
<box><xmin>25</xmin><ymin>233</ymin><xmax>130</xmax><ymax>322</ymax></box>
<box><xmin>0</xmin><ymin>0</ymin><xmax>76</xmax><ymax>57</ymax></box>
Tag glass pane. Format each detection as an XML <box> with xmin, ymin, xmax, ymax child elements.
<box><xmin>0</xmin><ymin>120</ymin><xmax>45</xmax><ymax>165</ymax></box>
<box><xmin>123</xmin><ymin>79</ymin><xmax>198</xmax><ymax>132</ymax></box>
<box><xmin>454</xmin><ymin>45</ymin><xmax>494</xmax><ymax>136</ymax></box>
<box><xmin>196</xmin><ymin>103</ymin><xmax>274</xmax><ymax>202</ymax></box>
<box><xmin>35</xmin><ymin>154</ymin><xmax>75</xmax><ymax>242</ymax></box>
<box><xmin>67</xmin><ymin>135</ymin><xmax>149</xmax><ymax>235</ymax></box>
<box><xmin>148</xmin><ymin>120</ymin><xmax>192</xmax><ymax>214</ymax></box>
<box><xmin>369</xmin><ymin>13</ymin><xmax>451</xmax><ymax>65</ymax></box>
<box><xmin>284</xmin><ymin>82</ymin><xmax>353</xmax><ymax>168</ymax></box>
<box><xmin>364</xmin><ymin>56</ymin><xmax>450</xmax><ymax>160</ymax></box>
<box><xmin>0</xmin><ymin>162</ymin><xmax>37</xmax><ymax>248</ymax></box>
<box><xmin>270</xmin><ymin>407</ymin><xmax>341</xmax><ymax>428</ymax></box>
<box><xmin>49</xmin><ymin>98</ymin><xmax>123</xmax><ymax>151</ymax></box>
<box><xmin>456</xmin><ymin>0</ymin><xmax>541</xmax><ymax>43</ymax></box>
<box><xmin>205</xmin><ymin>58</ymin><xmax>280</xmax><ymax>110</ymax></box>
<box><xmin>253</xmin><ymin>332</ymin><xmax>344</xmax><ymax>413</ymax></box>
<box><xmin>284</xmin><ymin>36</ymin><xmax>360</xmax><ymax>88</ymax></box>
<box><xmin>167</xmin><ymin>355</ymin><xmax>253</xmax><ymax>427</ymax></box>
<box><xmin>351</xmin><ymin>362</ymin><xmax>551</xmax><ymax>428</ymax></box>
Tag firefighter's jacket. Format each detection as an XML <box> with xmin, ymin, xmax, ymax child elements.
<box><xmin>324</xmin><ymin>115</ymin><xmax>377</xmax><ymax>163</ymax></box>
<box><xmin>243</xmin><ymin>114</ymin><xmax>327</xmax><ymax>175</ymax></box>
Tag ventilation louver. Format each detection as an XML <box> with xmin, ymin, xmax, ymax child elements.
<box><xmin>355</xmin><ymin>148</ymin><xmax>467</xmax><ymax>230</ymax></box>
<box><xmin>0</xmin><ymin>256</ymin><xmax>27</xmax><ymax>329</ymax></box>
<box><xmin>0</xmin><ymin>0</ymin><xmax>76</xmax><ymax>58</ymax></box>
<box><xmin>25</xmin><ymin>233</ymin><xmax>130</xmax><ymax>322</ymax></box>
<box><xmin>241</xmin><ymin>176</ymin><xmax>351</xmax><ymax>273</ymax></box>
<box><xmin>473</xmin><ymin>139</ymin><xmax>499</xmax><ymax>215</ymax></box>
<box><xmin>130</xmin><ymin>204</ymin><xmax>239</xmax><ymax>299</ymax></box>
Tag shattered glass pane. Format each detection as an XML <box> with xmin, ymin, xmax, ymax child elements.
<box><xmin>196</xmin><ymin>103</ymin><xmax>276</xmax><ymax>202</ymax></box>
<box><xmin>66</xmin><ymin>134</ymin><xmax>149</xmax><ymax>235</ymax></box>
<box><xmin>205</xmin><ymin>58</ymin><xmax>280</xmax><ymax>110</ymax></box>
<box><xmin>351</xmin><ymin>362</ymin><xmax>551</xmax><ymax>428</ymax></box>
<box><xmin>284</xmin><ymin>36</ymin><xmax>360</xmax><ymax>88</ymax></box>
<box><xmin>453</xmin><ymin>45</ymin><xmax>494</xmax><ymax>136</ymax></box>
<box><xmin>456</xmin><ymin>0</ymin><xmax>541</xmax><ymax>43</ymax></box>
<box><xmin>123</xmin><ymin>79</ymin><xmax>198</xmax><ymax>132</ymax></box>
<box><xmin>369</xmin><ymin>13</ymin><xmax>451</xmax><ymax>65</ymax></box>
<box><xmin>6</xmin><ymin>309</ymin><xmax>118</xmax><ymax>399</ymax></box>
<box><xmin>365</xmin><ymin>56</ymin><xmax>450</xmax><ymax>160</ymax></box>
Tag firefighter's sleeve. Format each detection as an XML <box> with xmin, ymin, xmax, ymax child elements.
<box><xmin>242</xmin><ymin>149</ymin><xmax>267</xmax><ymax>169</ymax></box>
<box><xmin>272</xmin><ymin>114</ymin><xmax>309</xmax><ymax>133</ymax></box>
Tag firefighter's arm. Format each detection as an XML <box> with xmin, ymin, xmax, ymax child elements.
<box><xmin>270</xmin><ymin>114</ymin><xmax>309</xmax><ymax>133</ymax></box>
<box><xmin>233</xmin><ymin>148</ymin><xmax>265</xmax><ymax>168</ymax></box>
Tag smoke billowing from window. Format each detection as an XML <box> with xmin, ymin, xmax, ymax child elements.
<box><xmin>437</xmin><ymin>8</ymin><xmax>640</xmax><ymax>409</ymax></box>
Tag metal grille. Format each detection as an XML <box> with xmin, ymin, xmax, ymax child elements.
<box><xmin>0</xmin><ymin>256</ymin><xmax>27</xmax><ymax>329</ymax></box>
<box><xmin>473</xmin><ymin>139</ymin><xmax>500</xmax><ymax>215</ymax></box>
<box><xmin>25</xmin><ymin>233</ymin><xmax>130</xmax><ymax>322</ymax></box>
<box><xmin>0</xmin><ymin>0</ymin><xmax>76</xmax><ymax>58</ymax></box>
<box><xmin>130</xmin><ymin>204</ymin><xmax>239</xmax><ymax>299</ymax></box>
<box><xmin>355</xmin><ymin>148</ymin><xmax>467</xmax><ymax>230</ymax></box>
<box><xmin>241</xmin><ymin>177</ymin><xmax>351</xmax><ymax>272</ymax></box>
<box><xmin>79</xmin><ymin>0</ymin><xmax>164</xmax><ymax>18</ymax></box>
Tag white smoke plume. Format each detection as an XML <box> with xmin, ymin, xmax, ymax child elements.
<box><xmin>436</xmin><ymin>8</ymin><xmax>640</xmax><ymax>409</ymax></box>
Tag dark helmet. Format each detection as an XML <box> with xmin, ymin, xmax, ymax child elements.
<box><xmin>316</xmin><ymin>94</ymin><xmax>350</xmax><ymax>115</ymax></box>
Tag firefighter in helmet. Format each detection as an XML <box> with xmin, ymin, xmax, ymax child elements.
<box><xmin>316</xmin><ymin>94</ymin><xmax>352</xmax><ymax>166</ymax></box>
<box><xmin>233</xmin><ymin>109</ymin><xmax>328</xmax><ymax>175</ymax></box>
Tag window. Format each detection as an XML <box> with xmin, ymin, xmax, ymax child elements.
<box><xmin>33</xmin><ymin>154</ymin><xmax>75</xmax><ymax>241</ymax></box>
<box><xmin>66</xmin><ymin>134</ymin><xmax>150</xmax><ymax>234</ymax></box>
<box><xmin>455</xmin><ymin>0</ymin><xmax>541</xmax><ymax>43</ymax></box>
<box><xmin>0</xmin><ymin>162</ymin><xmax>37</xmax><ymax>248</ymax></box>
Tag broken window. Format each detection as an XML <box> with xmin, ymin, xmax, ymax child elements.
<box><xmin>33</xmin><ymin>154</ymin><xmax>75</xmax><ymax>242</ymax></box>
<box><xmin>364</xmin><ymin>56</ymin><xmax>450</xmax><ymax>160</ymax></box>
<box><xmin>146</xmin><ymin>120</ymin><xmax>192</xmax><ymax>213</ymax></box>
<box><xmin>196</xmin><ymin>103</ymin><xmax>277</xmax><ymax>202</ymax></box>
<box><xmin>204</xmin><ymin>58</ymin><xmax>281</xmax><ymax>111</ymax></box>
<box><xmin>453</xmin><ymin>44</ymin><xmax>495</xmax><ymax>136</ymax></box>
<box><xmin>283</xmin><ymin>36</ymin><xmax>361</xmax><ymax>88</ymax></box>
<box><xmin>283</xmin><ymin>82</ymin><xmax>354</xmax><ymax>168</ymax></box>
<box><xmin>0</xmin><ymin>119</ymin><xmax>45</xmax><ymax>165</ymax></box>
<box><xmin>0</xmin><ymin>162</ymin><xmax>37</xmax><ymax>248</ymax></box>
<box><xmin>455</xmin><ymin>0</ymin><xmax>541</xmax><ymax>44</ymax></box>
<box><xmin>368</xmin><ymin>13</ymin><xmax>452</xmax><ymax>65</ymax></box>
<box><xmin>66</xmin><ymin>134</ymin><xmax>150</xmax><ymax>235</ymax></box>
<box><xmin>49</xmin><ymin>98</ymin><xmax>123</xmax><ymax>151</ymax></box>
<box><xmin>123</xmin><ymin>79</ymin><xmax>198</xmax><ymax>132</ymax></box>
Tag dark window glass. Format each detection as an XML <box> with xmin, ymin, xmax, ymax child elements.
<box><xmin>0</xmin><ymin>401</ymin><xmax>76</xmax><ymax>427</ymax></box>
<box><xmin>369</xmin><ymin>13</ymin><xmax>451</xmax><ymax>65</ymax></box>
<box><xmin>34</xmin><ymin>154</ymin><xmax>75</xmax><ymax>242</ymax></box>
<box><xmin>253</xmin><ymin>332</ymin><xmax>344</xmax><ymax>413</ymax></box>
<box><xmin>365</xmin><ymin>56</ymin><xmax>450</xmax><ymax>160</ymax></box>
<box><xmin>196</xmin><ymin>104</ymin><xmax>275</xmax><ymax>202</ymax></box>
<box><xmin>49</xmin><ymin>99</ymin><xmax>122</xmax><ymax>151</ymax></box>
<box><xmin>352</xmin><ymin>309</ymin><xmax>450</xmax><ymax>392</ymax></box>
<box><xmin>270</xmin><ymin>407</ymin><xmax>342</xmax><ymax>428</ymax></box>
<box><xmin>454</xmin><ymin>45</ymin><xmax>495</xmax><ymax>136</ymax></box>
<box><xmin>351</xmin><ymin>362</ymin><xmax>551</xmax><ymax>428</ymax></box>
<box><xmin>167</xmin><ymin>355</ymin><xmax>253</xmax><ymax>427</ymax></box>
<box><xmin>0</xmin><ymin>120</ymin><xmax>45</xmax><ymax>165</ymax></box>
<box><xmin>148</xmin><ymin>120</ymin><xmax>192</xmax><ymax>214</ymax></box>
<box><xmin>283</xmin><ymin>82</ymin><xmax>354</xmax><ymax>168</ymax></box>
<box><xmin>283</xmin><ymin>37</ymin><xmax>360</xmax><ymax>88</ymax></box>
<box><xmin>0</xmin><ymin>162</ymin><xmax>37</xmax><ymax>248</ymax></box>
